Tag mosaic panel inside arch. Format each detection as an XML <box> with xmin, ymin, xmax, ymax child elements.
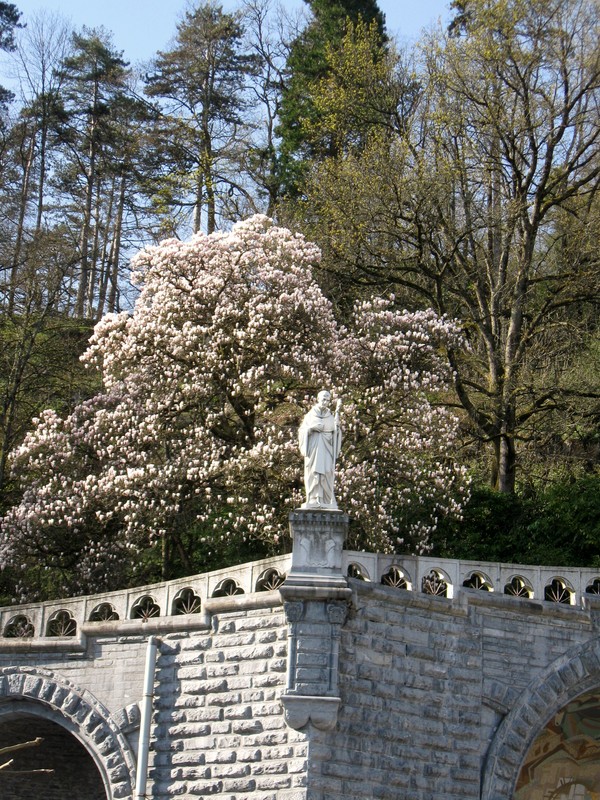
<box><xmin>515</xmin><ymin>687</ymin><xmax>600</xmax><ymax>799</ymax></box>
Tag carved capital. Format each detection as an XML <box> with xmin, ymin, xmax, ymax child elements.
<box><xmin>327</xmin><ymin>601</ymin><xmax>348</xmax><ymax>626</ymax></box>
<box><xmin>284</xmin><ymin>601</ymin><xmax>304</xmax><ymax>624</ymax></box>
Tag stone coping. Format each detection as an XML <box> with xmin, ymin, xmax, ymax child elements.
<box><xmin>1</xmin><ymin>551</ymin><xmax>600</xmax><ymax>642</ymax></box>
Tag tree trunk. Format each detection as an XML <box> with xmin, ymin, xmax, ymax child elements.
<box><xmin>75</xmin><ymin>82</ymin><xmax>99</xmax><ymax>319</ymax></box>
<box><xmin>106</xmin><ymin>171</ymin><xmax>126</xmax><ymax>314</ymax></box>
<box><xmin>206</xmin><ymin>163</ymin><xmax>216</xmax><ymax>234</ymax></box>
<box><xmin>95</xmin><ymin>176</ymin><xmax>115</xmax><ymax>320</ymax></box>
<box><xmin>35</xmin><ymin>109</ymin><xmax>50</xmax><ymax>233</ymax></box>
<box><xmin>493</xmin><ymin>433</ymin><xmax>517</xmax><ymax>494</ymax></box>
<box><xmin>7</xmin><ymin>132</ymin><xmax>36</xmax><ymax>313</ymax></box>
<box><xmin>193</xmin><ymin>167</ymin><xmax>203</xmax><ymax>234</ymax></box>
<box><xmin>202</xmin><ymin>122</ymin><xmax>215</xmax><ymax>234</ymax></box>
<box><xmin>75</xmin><ymin>164</ymin><xmax>95</xmax><ymax>318</ymax></box>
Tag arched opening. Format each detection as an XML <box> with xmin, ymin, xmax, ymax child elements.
<box><xmin>0</xmin><ymin>667</ymin><xmax>134</xmax><ymax>799</ymax></box>
<box><xmin>482</xmin><ymin>638</ymin><xmax>600</xmax><ymax>800</ymax></box>
<box><xmin>515</xmin><ymin>687</ymin><xmax>600</xmax><ymax>799</ymax></box>
<box><xmin>0</xmin><ymin>712</ymin><xmax>107</xmax><ymax>800</ymax></box>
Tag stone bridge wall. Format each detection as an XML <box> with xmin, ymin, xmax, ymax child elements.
<box><xmin>1</xmin><ymin>532</ymin><xmax>600</xmax><ymax>799</ymax></box>
<box><xmin>313</xmin><ymin>579</ymin><xmax>600</xmax><ymax>799</ymax></box>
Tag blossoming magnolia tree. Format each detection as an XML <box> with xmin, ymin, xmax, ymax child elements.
<box><xmin>1</xmin><ymin>216</ymin><xmax>469</xmax><ymax>598</ymax></box>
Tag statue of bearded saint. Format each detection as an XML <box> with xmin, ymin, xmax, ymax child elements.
<box><xmin>298</xmin><ymin>390</ymin><xmax>342</xmax><ymax>509</ymax></box>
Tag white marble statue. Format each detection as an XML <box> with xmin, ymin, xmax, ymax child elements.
<box><xmin>298</xmin><ymin>390</ymin><xmax>342</xmax><ymax>509</ymax></box>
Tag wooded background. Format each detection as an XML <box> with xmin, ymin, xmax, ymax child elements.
<box><xmin>0</xmin><ymin>0</ymin><xmax>598</xmax><ymax>600</ymax></box>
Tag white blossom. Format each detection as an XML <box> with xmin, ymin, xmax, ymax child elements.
<box><xmin>1</xmin><ymin>217</ymin><xmax>469</xmax><ymax>594</ymax></box>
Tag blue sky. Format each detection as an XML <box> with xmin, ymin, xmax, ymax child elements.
<box><xmin>9</xmin><ymin>0</ymin><xmax>452</xmax><ymax>65</ymax></box>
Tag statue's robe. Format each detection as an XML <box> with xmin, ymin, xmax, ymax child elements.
<box><xmin>298</xmin><ymin>406</ymin><xmax>342</xmax><ymax>508</ymax></box>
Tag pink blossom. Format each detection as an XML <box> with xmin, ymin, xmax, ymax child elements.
<box><xmin>1</xmin><ymin>217</ymin><xmax>469</xmax><ymax>595</ymax></box>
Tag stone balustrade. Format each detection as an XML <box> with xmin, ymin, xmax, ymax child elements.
<box><xmin>1</xmin><ymin>550</ymin><xmax>599</xmax><ymax>643</ymax></box>
<box><xmin>341</xmin><ymin>552</ymin><xmax>600</xmax><ymax>605</ymax></box>
<box><xmin>0</xmin><ymin>553</ymin><xmax>291</xmax><ymax>644</ymax></box>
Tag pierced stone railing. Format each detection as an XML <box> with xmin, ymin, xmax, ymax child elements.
<box><xmin>0</xmin><ymin>553</ymin><xmax>291</xmax><ymax>644</ymax></box>
<box><xmin>1</xmin><ymin>551</ymin><xmax>599</xmax><ymax>644</ymax></box>
<box><xmin>342</xmin><ymin>552</ymin><xmax>600</xmax><ymax>607</ymax></box>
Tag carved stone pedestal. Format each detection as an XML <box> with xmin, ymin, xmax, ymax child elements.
<box><xmin>284</xmin><ymin>509</ymin><xmax>350</xmax><ymax>592</ymax></box>
<box><xmin>279</xmin><ymin>509</ymin><xmax>351</xmax><ymax>731</ymax></box>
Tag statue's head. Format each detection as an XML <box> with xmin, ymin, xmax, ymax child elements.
<box><xmin>317</xmin><ymin>390</ymin><xmax>331</xmax><ymax>409</ymax></box>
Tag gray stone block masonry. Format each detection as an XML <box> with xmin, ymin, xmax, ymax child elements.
<box><xmin>1</xmin><ymin>511</ymin><xmax>600</xmax><ymax>798</ymax></box>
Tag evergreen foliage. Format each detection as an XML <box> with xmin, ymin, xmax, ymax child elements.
<box><xmin>144</xmin><ymin>2</ymin><xmax>260</xmax><ymax>235</ymax></box>
<box><xmin>276</xmin><ymin>0</ymin><xmax>387</xmax><ymax>195</ymax></box>
<box><xmin>433</xmin><ymin>476</ymin><xmax>600</xmax><ymax>568</ymax></box>
<box><xmin>0</xmin><ymin>2</ymin><xmax>22</xmax><ymax>112</ymax></box>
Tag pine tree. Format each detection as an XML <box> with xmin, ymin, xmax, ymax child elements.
<box><xmin>145</xmin><ymin>1</ymin><xmax>259</xmax><ymax>235</ymax></box>
<box><xmin>56</xmin><ymin>29</ymin><xmax>132</xmax><ymax>318</ymax></box>
<box><xmin>0</xmin><ymin>2</ymin><xmax>23</xmax><ymax>114</ymax></box>
<box><xmin>276</xmin><ymin>0</ymin><xmax>386</xmax><ymax>196</ymax></box>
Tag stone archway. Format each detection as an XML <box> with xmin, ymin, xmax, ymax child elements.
<box><xmin>0</xmin><ymin>711</ymin><xmax>108</xmax><ymax>799</ymax></box>
<box><xmin>0</xmin><ymin>666</ymin><xmax>135</xmax><ymax>799</ymax></box>
<box><xmin>482</xmin><ymin>637</ymin><xmax>600</xmax><ymax>800</ymax></box>
<box><xmin>513</xmin><ymin>686</ymin><xmax>600</xmax><ymax>798</ymax></box>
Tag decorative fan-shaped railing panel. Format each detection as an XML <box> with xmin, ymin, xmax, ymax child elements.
<box><xmin>504</xmin><ymin>576</ymin><xmax>533</xmax><ymax>598</ymax></box>
<box><xmin>3</xmin><ymin>614</ymin><xmax>34</xmax><ymax>638</ymax></box>
<box><xmin>544</xmin><ymin>578</ymin><xmax>574</xmax><ymax>605</ymax></box>
<box><xmin>212</xmin><ymin>579</ymin><xmax>244</xmax><ymax>598</ymax></box>
<box><xmin>422</xmin><ymin>570</ymin><xmax>449</xmax><ymax>598</ymax></box>
<box><xmin>89</xmin><ymin>602</ymin><xmax>119</xmax><ymax>622</ymax></box>
<box><xmin>172</xmin><ymin>587</ymin><xmax>202</xmax><ymax>615</ymax></box>
<box><xmin>255</xmin><ymin>568</ymin><xmax>286</xmax><ymax>592</ymax></box>
<box><xmin>381</xmin><ymin>565</ymin><xmax>410</xmax><ymax>590</ymax></box>
<box><xmin>46</xmin><ymin>610</ymin><xmax>77</xmax><ymax>637</ymax></box>
<box><xmin>130</xmin><ymin>595</ymin><xmax>161</xmax><ymax>620</ymax></box>
<box><xmin>347</xmin><ymin>563</ymin><xmax>370</xmax><ymax>581</ymax></box>
<box><xmin>463</xmin><ymin>571</ymin><xmax>493</xmax><ymax>591</ymax></box>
